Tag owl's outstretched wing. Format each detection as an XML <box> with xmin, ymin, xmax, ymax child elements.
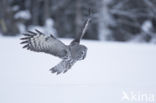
<box><xmin>71</xmin><ymin>10</ymin><xmax>91</xmax><ymax>44</ymax></box>
<box><xmin>20</xmin><ymin>29</ymin><xmax>68</xmax><ymax>58</ymax></box>
<box><xmin>49</xmin><ymin>58</ymin><xmax>76</xmax><ymax>74</ymax></box>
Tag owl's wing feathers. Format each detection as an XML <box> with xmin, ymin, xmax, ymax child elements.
<box><xmin>71</xmin><ymin>11</ymin><xmax>91</xmax><ymax>44</ymax></box>
<box><xmin>20</xmin><ymin>29</ymin><xmax>68</xmax><ymax>58</ymax></box>
<box><xmin>49</xmin><ymin>58</ymin><xmax>76</xmax><ymax>74</ymax></box>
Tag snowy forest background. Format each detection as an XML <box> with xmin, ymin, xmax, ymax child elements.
<box><xmin>1</xmin><ymin>1</ymin><xmax>156</xmax><ymax>103</ymax></box>
<box><xmin>1</xmin><ymin>0</ymin><xmax>156</xmax><ymax>42</ymax></box>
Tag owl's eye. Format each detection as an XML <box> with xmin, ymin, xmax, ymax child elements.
<box><xmin>81</xmin><ymin>51</ymin><xmax>86</xmax><ymax>57</ymax></box>
<box><xmin>81</xmin><ymin>51</ymin><xmax>84</xmax><ymax>55</ymax></box>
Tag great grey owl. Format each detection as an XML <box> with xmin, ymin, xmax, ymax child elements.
<box><xmin>20</xmin><ymin>14</ymin><xmax>91</xmax><ymax>74</ymax></box>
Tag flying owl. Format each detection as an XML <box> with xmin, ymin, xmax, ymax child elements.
<box><xmin>20</xmin><ymin>14</ymin><xmax>91</xmax><ymax>74</ymax></box>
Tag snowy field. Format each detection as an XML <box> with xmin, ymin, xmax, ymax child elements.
<box><xmin>0</xmin><ymin>37</ymin><xmax>156</xmax><ymax>103</ymax></box>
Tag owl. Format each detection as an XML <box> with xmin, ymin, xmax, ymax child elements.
<box><xmin>20</xmin><ymin>15</ymin><xmax>91</xmax><ymax>74</ymax></box>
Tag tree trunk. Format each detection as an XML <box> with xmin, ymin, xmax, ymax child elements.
<box><xmin>31</xmin><ymin>0</ymin><xmax>40</xmax><ymax>25</ymax></box>
<box><xmin>43</xmin><ymin>0</ymin><xmax>50</xmax><ymax>24</ymax></box>
<box><xmin>98</xmin><ymin>0</ymin><xmax>113</xmax><ymax>40</ymax></box>
<box><xmin>0</xmin><ymin>0</ymin><xmax>19</xmax><ymax>35</ymax></box>
<box><xmin>75</xmin><ymin>0</ymin><xmax>82</xmax><ymax>37</ymax></box>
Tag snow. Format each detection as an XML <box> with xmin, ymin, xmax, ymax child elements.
<box><xmin>17</xmin><ymin>23</ymin><xmax>26</xmax><ymax>33</ymax></box>
<box><xmin>12</xmin><ymin>5</ymin><xmax>19</xmax><ymax>11</ymax></box>
<box><xmin>142</xmin><ymin>20</ymin><xmax>152</xmax><ymax>33</ymax></box>
<box><xmin>14</xmin><ymin>10</ymin><xmax>31</xmax><ymax>20</ymax></box>
<box><xmin>44</xmin><ymin>18</ymin><xmax>57</xmax><ymax>36</ymax></box>
<box><xmin>0</xmin><ymin>37</ymin><xmax>156</xmax><ymax>103</ymax></box>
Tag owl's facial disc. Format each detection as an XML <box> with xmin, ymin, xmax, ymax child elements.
<box><xmin>69</xmin><ymin>44</ymin><xmax>87</xmax><ymax>60</ymax></box>
<box><xmin>77</xmin><ymin>45</ymin><xmax>87</xmax><ymax>60</ymax></box>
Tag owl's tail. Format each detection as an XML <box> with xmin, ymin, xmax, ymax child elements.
<box><xmin>49</xmin><ymin>59</ymin><xmax>76</xmax><ymax>75</ymax></box>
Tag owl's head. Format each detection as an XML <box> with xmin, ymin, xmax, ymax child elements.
<box><xmin>69</xmin><ymin>43</ymin><xmax>87</xmax><ymax>60</ymax></box>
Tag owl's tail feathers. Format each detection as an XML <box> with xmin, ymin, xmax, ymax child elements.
<box><xmin>49</xmin><ymin>59</ymin><xmax>75</xmax><ymax>75</ymax></box>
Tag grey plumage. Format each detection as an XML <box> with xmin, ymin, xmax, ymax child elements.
<box><xmin>20</xmin><ymin>13</ymin><xmax>91</xmax><ymax>74</ymax></box>
<box><xmin>21</xmin><ymin>30</ymin><xmax>68</xmax><ymax>58</ymax></box>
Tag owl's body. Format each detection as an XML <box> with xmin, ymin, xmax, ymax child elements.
<box><xmin>20</xmin><ymin>13</ymin><xmax>91</xmax><ymax>74</ymax></box>
<box><xmin>51</xmin><ymin>42</ymin><xmax>87</xmax><ymax>74</ymax></box>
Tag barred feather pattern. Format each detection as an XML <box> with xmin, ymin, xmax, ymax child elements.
<box><xmin>20</xmin><ymin>29</ymin><xmax>68</xmax><ymax>59</ymax></box>
<box><xmin>20</xmin><ymin>9</ymin><xmax>91</xmax><ymax>75</ymax></box>
<box><xmin>50</xmin><ymin>58</ymin><xmax>76</xmax><ymax>74</ymax></box>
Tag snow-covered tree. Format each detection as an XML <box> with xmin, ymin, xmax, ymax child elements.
<box><xmin>108</xmin><ymin>0</ymin><xmax>156</xmax><ymax>42</ymax></box>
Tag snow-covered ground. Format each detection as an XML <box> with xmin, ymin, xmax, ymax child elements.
<box><xmin>0</xmin><ymin>37</ymin><xmax>156</xmax><ymax>103</ymax></box>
